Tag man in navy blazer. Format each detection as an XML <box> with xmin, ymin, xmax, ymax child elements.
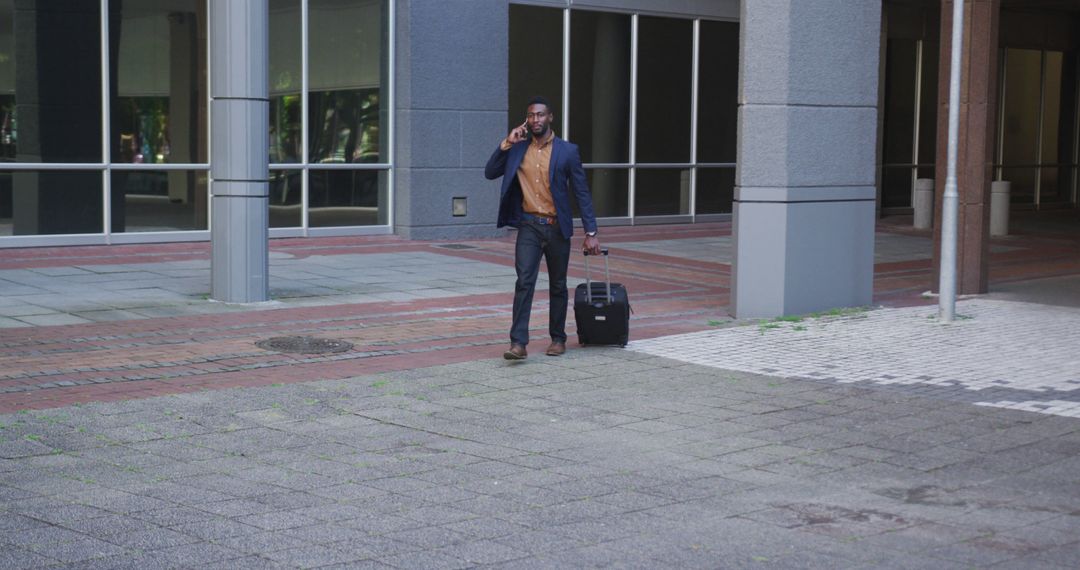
<box><xmin>485</xmin><ymin>96</ymin><xmax>601</xmax><ymax>360</ymax></box>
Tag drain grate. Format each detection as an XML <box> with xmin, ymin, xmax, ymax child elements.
<box><xmin>256</xmin><ymin>336</ymin><xmax>354</xmax><ymax>354</ymax></box>
<box><xmin>435</xmin><ymin>243</ymin><xmax>479</xmax><ymax>250</ymax></box>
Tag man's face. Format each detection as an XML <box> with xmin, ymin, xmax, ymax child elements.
<box><xmin>525</xmin><ymin>104</ymin><xmax>552</xmax><ymax>138</ymax></box>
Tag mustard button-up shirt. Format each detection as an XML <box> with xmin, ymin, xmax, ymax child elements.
<box><xmin>502</xmin><ymin>130</ymin><xmax>557</xmax><ymax>219</ymax></box>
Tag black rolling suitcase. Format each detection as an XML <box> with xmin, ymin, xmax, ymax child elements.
<box><xmin>574</xmin><ymin>249</ymin><xmax>630</xmax><ymax>346</ymax></box>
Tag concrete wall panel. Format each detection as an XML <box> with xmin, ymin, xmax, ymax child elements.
<box><xmin>395</xmin><ymin>0</ymin><xmax>509</xmax><ymax>238</ymax></box>
<box><xmin>741</xmin><ymin>0</ymin><xmax>880</xmax><ymax>107</ymax></box>
<box><xmin>460</xmin><ymin>111</ymin><xmax>508</xmax><ymax>168</ymax></box>
<box><xmin>738</xmin><ymin>105</ymin><xmax>878</xmax><ymax>189</ymax></box>
<box><xmin>395</xmin><ymin>168</ymin><xmax>503</xmax><ymax>239</ymax></box>
<box><xmin>731</xmin><ymin>201</ymin><xmax>788</xmax><ymax>318</ymax></box>
<box><xmin>399</xmin><ymin>109</ymin><xmax>461</xmax><ymax>168</ymax></box>
<box><xmin>783</xmin><ymin>201</ymin><xmax>875</xmax><ymax>314</ymax></box>
<box><xmin>405</xmin><ymin>0</ymin><xmax>507</xmax><ymax>111</ymax></box>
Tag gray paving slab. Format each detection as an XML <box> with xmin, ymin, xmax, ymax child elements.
<box><xmin>0</xmin><ymin>250</ymin><xmax>517</xmax><ymax>327</ymax></box>
<box><xmin>5</xmin><ymin>326</ymin><xmax>1080</xmax><ymax>568</ymax></box>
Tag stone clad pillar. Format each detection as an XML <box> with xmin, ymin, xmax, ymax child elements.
<box><xmin>731</xmin><ymin>1</ymin><xmax>881</xmax><ymax>318</ymax></box>
<box><xmin>210</xmin><ymin>0</ymin><xmax>269</xmax><ymax>303</ymax></box>
<box><xmin>932</xmin><ymin>0</ymin><xmax>1000</xmax><ymax>294</ymax></box>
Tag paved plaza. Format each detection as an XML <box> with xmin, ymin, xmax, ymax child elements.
<box><xmin>2</xmin><ymin>220</ymin><xmax>1080</xmax><ymax>568</ymax></box>
<box><xmin>630</xmin><ymin>299</ymin><xmax>1080</xmax><ymax>418</ymax></box>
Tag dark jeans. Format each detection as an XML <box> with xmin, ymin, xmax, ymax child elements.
<box><xmin>510</xmin><ymin>220</ymin><xmax>570</xmax><ymax>346</ymax></box>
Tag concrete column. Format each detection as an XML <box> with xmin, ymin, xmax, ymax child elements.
<box><xmin>730</xmin><ymin>1</ymin><xmax>881</xmax><ymax>318</ymax></box>
<box><xmin>210</xmin><ymin>0</ymin><xmax>269</xmax><ymax>302</ymax></box>
<box><xmin>932</xmin><ymin>0</ymin><xmax>1000</xmax><ymax>295</ymax></box>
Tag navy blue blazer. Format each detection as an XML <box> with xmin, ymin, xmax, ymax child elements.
<box><xmin>484</xmin><ymin>136</ymin><xmax>598</xmax><ymax>240</ymax></box>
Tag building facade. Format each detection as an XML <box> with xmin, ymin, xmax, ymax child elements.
<box><xmin>2</xmin><ymin>1</ymin><xmax>1078</xmax><ymax>314</ymax></box>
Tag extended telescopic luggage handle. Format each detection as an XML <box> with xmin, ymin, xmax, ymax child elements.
<box><xmin>583</xmin><ymin>248</ymin><xmax>611</xmax><ymax>304</ymax></box>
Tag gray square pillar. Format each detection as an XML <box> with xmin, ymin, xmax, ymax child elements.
<box><xmin>731</xmin><ymin>0</ymin><xmax>881</xmax><ymax>318</ymax></box>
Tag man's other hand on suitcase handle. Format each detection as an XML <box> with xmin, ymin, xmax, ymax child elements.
<box><xmin>583</xmin><ymin>234</ymin><xmax>601</xmax><ymax>256</ymax></box>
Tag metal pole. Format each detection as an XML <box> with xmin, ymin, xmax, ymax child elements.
<box><xmin>939</xmin><ymin>0</ymin><xmax>966</xmax><ymax>322</ymax></box>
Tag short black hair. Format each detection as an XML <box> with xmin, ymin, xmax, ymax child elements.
<box><xmin>527</xmin><ymin>96</ymin><xmax>553</xmax><ymax>114</ymax></box>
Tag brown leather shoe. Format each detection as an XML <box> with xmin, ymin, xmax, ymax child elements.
<box><xmin>545</xmin><ymin>341</ymin><xmax>566</xmax><ymax>356</ymax></box>
<box><xmin>503</xmin><ymin>344</ymin><xmax>527</xmax><ymax>360</ymax></box>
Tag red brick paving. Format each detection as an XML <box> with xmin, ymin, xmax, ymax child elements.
<box><xmin>2</xmin><ymin>219</ymin><xmax>1078</xmax><ymax>412</ymax></box>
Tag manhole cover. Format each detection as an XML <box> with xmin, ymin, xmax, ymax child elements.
<box><xmin>255</xmin><ymin>336</ymin><xmax>354</xmax><ymax>354</ymax></box>
<box><xmin>435</xmin><ymin>243</ymin><xmax>478</xmax><ymax>250</ymax></box>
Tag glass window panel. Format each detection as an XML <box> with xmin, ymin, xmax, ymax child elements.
<box><xmin>113</xmin><ymin>1</ymin><xmax>207</xmax><ymax>165</ymax></box>
<box><xmin>917</xmin><ymin>40</ymin><xmax>939</xmax><ymax>166</ymax></box>
<box><xmin>270</xmin><ymin>0</ymin><xmax>301</xmax><ymax>163</ymax></box>
<box><xmin>270</xmin><ymin>169</ymin><xmax>302</xmax><ymax>228</ymax></box>
<box><xmin>571</xmin><ymin>168</ymin><xmax>628</xmax><ymax>218</ymax></box>
<box><xmin>882</xmin><ymin>39</ymin><xmax>918</xmax><ymax>165</ymax></box>
<box><xmin>0</xmin><ymin>171</ymin><xmax>103</xmax><ymax>236</ymax></box>
<box><xmin>881</xmin><ymin>166</ymin><xmax>914</xmax><ymax>209</ymax></box>
<box><xmin>635</xmin><ymin>168</ymin><xmax>690</xmax><ymax>216</ymax></box>
<box><xmin>1042</xmin><ymin>51</ymin><xmax>1063</xmax><ymax>168</ymax></box>
<box><xmin>569</xmin><ymin>10</ymin><xmax>630</xmax><ymax>164</ymax></box>
<box><xmin>308</xmin><ymin>168</ymin><xmax>387</xmax><ymax>227</ymax></box>
<box><xmin>111</xmin><ymin>170</ymin><xmax>207</xmax><ymax>232</ymax></box>
<box><xmin>1001</xmin><ymin>49</ymin><xmax>1042</xmax><ymax>166</ymax></box>
<box><xmin>1040</xmin><ymin>165</ymin><xmax>1073</xmax><ymax>204</ymax></box>
<box><xmin>0</xmin><ymin>3</ymin><xmax>102</xmax><ymax>162</ymax></box>
<box><xmin>308</xmin><ymin>0</ymin><xmax>386</xmax><ymax>164</ymax></box>
<box><xmin>1000</xmin><ymin>167</ymin><xmax>1037</xmax><ymax>205</ymax></box>
<box><xmin>508</xmin><ymin>5</ymin><xmax>562</xmax><ymax>131</ymax></box>
<box><xmin>696</xmin><ymin>167</ymin><xmax>734</xmax><ymax>215</ymax></box>
<box><xmin>636</xmin><ymin>16</ymin><xmax>692</xmax><ymax>164</ymax></box>
<box><xmin>697</xmin><ymin>20</ymin><xmax>739</xmax><ymax>164</ymax></box>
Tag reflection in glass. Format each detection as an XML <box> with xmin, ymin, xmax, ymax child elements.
<box><xmin>0</xmin><ymin>2</ymin><xmax>102</xmax><ymax>162</ymax></box>
<box><xmin>111</xmin><ymin>171</ymin><xmax>207</xmax><ymax>232</ymax></box>
<box><xmin>269</xmin><ymin>169</ymin><xmax>302</xmax><ymax>228</ymax></box>
<box><xmin>1001</xmin><ymin>167</ymin><xmax>1037</xmax><ymax>205</ymax></box>
<box><xmin>270</xmin><ymin>0</ymin><xmax>301</xmax><ymax>163</ymax></box>
<box><xmin>0</xmin><ymin>171</ymin><xmax>103</xmax><ymax>236</ymax></box>
<box><xmin>309</xmin><ymin>169</ymin><xmax>387</xmax><ymax>227</ymax></box>
<box><xmin>570</xmin><ymin>10</ymin><xmax>630</xmax><ymax>163</ymax></box>
<box><xmin>1038</xmin><ymin>51</ymin><xmax>1077</xmax><ymax>205</ymax></box>
<box><xmin>881</xmin><ymin>166</ymin><xmax>915</xmax><ymax>209</ymax></box>
<box><xmin>697</xmin><ymin>20</ymin><xmax>739</xmax><ymax>164</ymax></box>
<box><xmin>635</xmin><ymin>168</ymin><xmax>690</xmax><ymax>216</ymax></box>
<box><xmin>1042</xmin><ymin>52</ymin><xmax>1062</xmax><ymax>170</ymax></box>
<box><xmin>696</xmin><ymin>168</ymin><xmax>734</xmax><ymax>214</ymax></box>
<box><xmin>571</xmin><ymin>168</ymin><xmax>628</xmax><ymax>218</ymax></box>
<box><xmin>113</xmin><ymin>1</ymin><xmax>207</xmax><ymax>165</ymax></box>
<box><xmin>1001</xmin><ymin>49</ymin><xmax>1042</xmax><ymax>167</ymax></box>
<box><xmin>509</xmin><ymin>5</ymin><xmax>562</xmax><ymax>131</ymax></box>
<box><xmin>917</xmin><ymin>40</ymin><xmax>939</xmax><ymax>166</ymax></box>
<box><xmin>636</xmin><ymin>16</ymin><xmax>692</xmax><ymax>163</ymax></box>
<box><xmin>882</xmin><ymin>39</ymin><xmax>917</xmax><ymax>166</ymax></box>
<box><xmin>308</xmin><ymin>0</ymin><xmax>386</xmax><ymax>164</ymax></box>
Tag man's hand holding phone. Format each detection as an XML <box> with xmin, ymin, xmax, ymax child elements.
<box><xmin>505</xmin><ymin>120</ymin><xmax>529</xmax><ymax>146</ymax></box>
